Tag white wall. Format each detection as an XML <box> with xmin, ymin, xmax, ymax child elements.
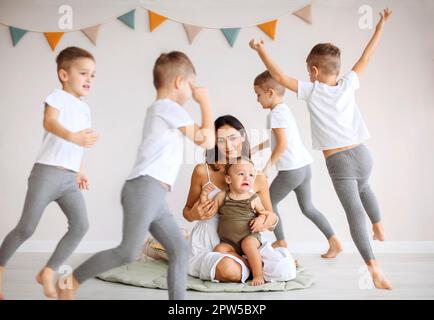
<box><xmin>0</xmin><ymin>0</ymin><xmax>433</xmax><ymax>252</ymax></box>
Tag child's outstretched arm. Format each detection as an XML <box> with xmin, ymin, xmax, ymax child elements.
<box><xmin>251</xmin><ymin>139</ymin><xmax>270</xmax><ymax>155</ymax></box>
<box><xmin>352</xmin><ymin>8</ymin><xmax>392</xmax><ymax>77</ymax></box>
<box><xmin>43</xmin><ymin>104</ymin><xmax>99</xmax><ymax>147</ymax></box>
<box><xmin>262</xmin><ymin>128</ymin><xmax>287</xmax><ymax>175</ymax></box>
<box><xmin>249</xmin><ymin>39</ymin><xmax>298</xmax><ymax>93</ymax></box>
<box><xmin>179</xmin><ymin>84</ymin><xmax>215</xmax><ymax>149</ymax></box>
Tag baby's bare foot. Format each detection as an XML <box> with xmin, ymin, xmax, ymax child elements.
<box><xmin>271</xmin><ymin>240</ymin><xmax>287</xmax><ymax>248</ymax></box>
<box><xmin>321</xmin><ymin>236</ymin><xmax>343</xmax><ymax>259</ymax></box>
<box><xmin>373</xmin><ymin>223</ymin><xmax>386</xmax><ymax>241</ymax></box>
<box><xmin>368</xmin><ymin>264</ymin><xmax>392</xmax><ymax>290</ymax></box>
<box><xmin>36</xmin><ymin>267</ymin><xmax>57</xmax><ymax>299</ymax></box>
<box><xmin>251</xmin><ymin>275</ymin><xmax>265</xmax><ymax>286</ymax></box>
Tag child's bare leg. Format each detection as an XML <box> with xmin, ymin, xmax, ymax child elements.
<box><xmin>0</xmin><ymin>266</ymin><xmax>4</xmax><ymax>300</ymax></box>
<box><xmin>321</xmin><ymin>235</ymin><xmax>343</xmax><ymax>259</ymax></box>
<box><xmin>367</xmin><ymin>259</ymin><xmax>392</xmax><ymax>290</ymax></box>
<box><xmin>372</xmin><ymin>222</ymin><xmax>386</xmax><ymax>241</ymax></box>
<box><xmin>56</xmin><ymin>273</ymin><xmax>80</xmax><ymax>300</ymax></box>
<box><xmin>241</xmin><ymin>236</ymin><xmax>263</xmax><ymax>286</ymax></box>
<box><xmin>36</xmin><ymin>266</ymin><xmax>57</xmax><ymax>299</ymax></box>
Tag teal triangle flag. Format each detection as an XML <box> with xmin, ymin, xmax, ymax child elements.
<box><xmin>9</xmin><ymin>26</ymin><xmax>28</xmax><ymax>46</ymax></box>
<box><xmin>221</xmin><ymin>28</ymin><xmax>241</xmax><ymax>47</ymax></box>
<box><xmin>117</xmin><ymin>10</ymin><xmax>135</xmax><ymax>30</ymax></box>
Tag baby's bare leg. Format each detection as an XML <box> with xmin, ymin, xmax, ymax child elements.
<box><xmin>241</xmin><ymin>236</ymin><xmax>264</xmax><ymax>286</ymax></box>
<box><xmin>214</xmin><ymin>243</ymin><xmax>237</xmax><ymax>254</ymax></box>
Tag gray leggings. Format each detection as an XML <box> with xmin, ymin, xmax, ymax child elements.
<box><xmin>0</xmin><ymin>163</ymin><xmax>89</xmax><ymax>270</ymax></box>
<box><xmin>270</xmin><ymin>165</ymin><xmax>335</xmax><ymax>241</ymax></box>
<box><xmin>73</xmin><ymin>175</ymin><xmax>188</xmax><ymax>300</ymax></box>
<box><xmin>326</xmin><ymin>144</ymin><xmax>381</xmax><ymax>263</ymax></box>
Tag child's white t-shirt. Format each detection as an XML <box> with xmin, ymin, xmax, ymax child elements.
<box><xmin>297</xmin><ymin>71</ymin><xmax>371</xmax><ymax>150</ymax></box>
<box><xmin>127</xmin><ymin>99</ymin><xmax>194</xmax><ymax>190</ymax></box>
<box><xmin>35</xmin><ymin>89</ymin><xmax>91</xmax><ymax>172</ymax></box>
<box><xmin>267</xmin><ymin>103</ymin><xmax>313</xmax><ymax>171</ymax></box>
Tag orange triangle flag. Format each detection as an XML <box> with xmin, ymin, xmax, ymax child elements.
<box><xmin>44</xmin><ymin>32</ymin><xmax>64</xmax><ymax>51</ymax></box>
<box><xmin>257</xmin><ymin>20</ymin><xmax>278</xmax><ymax>40</ymax></box>
<box><xmin>149</xmin><ymin>11</ymin><xmax>167</xmax><ymax>32</ymax></box>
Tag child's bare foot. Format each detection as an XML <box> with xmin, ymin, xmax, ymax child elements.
<box><xmin>251</xmin><ymin>275</ymin><xmax>265</xmax><ymax>286</ymax></box>
<box><xmin>321</xmin><ymin>235</ymin><xmax>343</xmax><ymax>259</ymax></box>
<box><xmin>36</xmin><ymin>267</ymin><xmax>57</xmax><ymax>299</ymax></box>
<box><xmin>373</xmin><ymin>223</ymin><xmax>386</xmax><ymax>241</ymax></box>
<box><xmin>56</xmin><ymin>274</ymin><xmax>80</xmax><ymax>300</ymax></box>
<box><xmin>271</xmin><ymin>240</ymin><xmax>287</xmax><ymax>248</ymax></box>
<box><xmin>0</xmin><ymin>266</ymin><xmax>5</xmax><ymax>300</ymax></box>
<box><xmin>368</xmin><ymin>261</ymin><xmax>392</xmax><ymax>290</ymax></box>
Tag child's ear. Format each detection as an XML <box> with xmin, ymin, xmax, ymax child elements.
<box><xmin>268</xmin><ymin>88</ymin><xmax>275</xmax><ymax>98</ymax></box>
<box><xmin>311</xmin><ymin>66</ymin><xmax>319</xmax><ymax>79</ymax></box>
<box><xmin>174</xmin><ymin>75</ymin><xmax>183</xmax><ymax>89</ymax></box>
<box><xmin>58</xmin><ymin>69</ymin><xmax>68</xmax><ymax>82</ymax></box>
<box><xmin>225</xmin><ymin>175</ymin><xmax>231</xmax><ymax>184</ymax></box>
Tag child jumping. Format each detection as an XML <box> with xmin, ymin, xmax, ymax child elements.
<box><xmin>250</xmin><ymin>8</ymin><xmax>392</xmax><ymax>289</ymax></box>
<box><xmin>201</xmin><ymin>157</ymin><xmax>270</xmax><ymax>286</ymax></box>
<box><xmin>57</xmin><ymin>51</ymin><xmax>215</xmax><ymax>300</ymax></box>
<box><xmin>252</xmin><ymin>70</ymin><xmax>342</xmax><ymax>258</ymax></box>
<box><xmin>0</xmin><ymin>47</ymin><xmax>99</xmax><ymax>299</ymax></box>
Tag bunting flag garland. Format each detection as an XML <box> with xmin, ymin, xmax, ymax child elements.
<box><xmin>148</xmin><ymin>11</ymin><xmax>167</xmax><ymax>32</ymax></box>
<box><xmin>292</xmin><ymin>5</ymin><xmax>312</xmax><ymax>24</ymax></box>
<box><xmin>117</xmin><ymin>10</ymin><xmax>136</xmax><ymax>30</ymax></box>
<box><xmin>257</xmin><ymin>20</ymin><xmax>278</xmax><ymax>40</ymax></box>
<box><xmin>183</xmin><ymin>24</ymin><xmax>202</xmax><ymax>44</ymax></box>
<box><xmin>9</xmin><ymin>26</ymin><xmax>28</xmax><ymax>46</ymax></box>
<box><xmin>44</xmin><ymin>32</ymin><xmax>64</xmax><ymax>51</ymax></box>
<box><xmin>149</xmin><ymin>11</ymin><xmax>168</xmax><ymax>32</ymax></box>
<box><xmin>81</xmin><ymin>25</ymin><xmax>100</xmax><ymax>45</ymax></box>
<box><xmin>221</xmin><ymin>28</ymin><xmax>241</xmax><ymax>47</ymax></box>
<box><xmin>4</xmin><ymin>4</ymin><xmax>314</xmax><ymax>51</ymax></box>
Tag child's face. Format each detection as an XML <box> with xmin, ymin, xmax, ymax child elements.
<box><xmin>254</xmin><ymin>85</ymin><xmax>272</xmax><ymax>109</ymax></box>
<box><xmin>225</xmin><ymin>162</ymin><xmax>255</xmax><ymax>194</ymax></box>
<box><xmin>59</xmin><ymin>58</ymin><xmax>96</xmax><ymax>97</ymax></box>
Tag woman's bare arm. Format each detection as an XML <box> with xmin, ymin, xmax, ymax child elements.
<box><xmin>183</xmin><ymin>164</ymin><xmax>218</xmax><ymax>222</ymax></box>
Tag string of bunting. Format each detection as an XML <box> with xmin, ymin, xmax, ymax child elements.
<box><xmin>5</xmin><ymin>5</ymin><xmax>312</xmax><ymax>51</ymax></box>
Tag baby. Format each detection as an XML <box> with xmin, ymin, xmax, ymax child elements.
<box><xmin>200</xmin><ymin>157</ymin><xmax>269</xmax><ymax>286</ymax></box>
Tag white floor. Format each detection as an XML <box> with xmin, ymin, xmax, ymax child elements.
<box><xmin>2</xmin><ymin>252</ymin><xmax>434</xmax><ymax>300</ymax></box>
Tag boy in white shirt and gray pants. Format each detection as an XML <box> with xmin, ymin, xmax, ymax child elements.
<box><xmin>250</xmin><ymin>9</ymin><xmax>393</xmax><ymax>290</ymax></box>
<box><xmin>253</xmin><ymin>71</ymin><xmax>342</xmax><ymax>259</ymax></box>
<box><xmin>0</xmin><ymin>47</ymin><xmax>99</xmax><ymax>300</ymax></box>
<box><xmin>58</xmin><ymin>51</ymin><xmax>215</xmax><ymax>300</ymax></box>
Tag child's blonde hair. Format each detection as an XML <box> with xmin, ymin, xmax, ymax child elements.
<box><xmin>153</xmin><ymin>51</ymin><xmax>196</xmax><ymax>90</ymax></box>
<box><xmin>306</xmin><ymin>43</ymin><xmax>341</xmax><ymax>75</ymax></box>
<box><xmin>225</xmin><ymin>156</ymin><xmax>255</xmax><ymax>175</ymax></box>
<box><xmin>254</xmin><ymin>70</ymin><xmax>285</xmax><ymax>96</ymax></box>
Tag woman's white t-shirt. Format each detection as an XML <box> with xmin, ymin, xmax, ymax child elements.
<box><xmin>35</xmin><ymin>89</ymin><xmax>91</xmax><ymax>172</ymax></box>
<box><xmin>267</xmin><ymin>103</ymin><xmax>313</xmax><ymax>171</ymax></box>
<box><xmin>127</xmin><ymin>99</ymin><xmax>194</xmax><ymax>190</ymax></box>
<box><xmin>297</xmin><ymin>71</ymin><xmax>371</xmax><ymax>150</ymax></box>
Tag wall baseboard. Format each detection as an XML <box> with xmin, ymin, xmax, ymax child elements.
<box><xmin>9</xmin><ymin>240</ymin><xmax>434</xmax><ymax>254</ymax></box>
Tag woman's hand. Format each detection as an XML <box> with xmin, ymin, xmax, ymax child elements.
<box><xmin>250</xmin><ymin>209</ymin><xmax>275</xmax><ymax>232</ymax></box>
<box><xmin>189</xmin><ymin>199</ymin><xmax>218</xmax><ymax>221</ymax></box>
